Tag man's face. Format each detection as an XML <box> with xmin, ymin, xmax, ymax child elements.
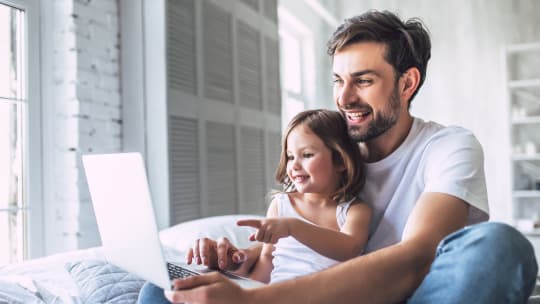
<box><xmin>332</xmin><ymin>42</ymin><xmax>403</xmax><ymax>143</ymax></box>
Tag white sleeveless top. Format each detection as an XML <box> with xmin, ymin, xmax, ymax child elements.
<box><xmin>270</xmin><ymin>193</ymin><xmax>355</xmax><ymax>283</ymax></box>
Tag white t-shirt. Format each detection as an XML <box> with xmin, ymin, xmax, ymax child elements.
<box><xmin>363</xmin><ymin>117</ymin><xmax>489</xmax><ymax>253</ymax></box>
<box><xmin>270</xmin><ymin>193</ymin><xmax>355</xmax><ymax>283</ymax></box>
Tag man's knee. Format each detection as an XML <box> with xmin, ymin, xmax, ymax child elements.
<box><xmin>460</xmin><ymin>222</ymin><xmax>535</xmax><ymax>260</ymax></box>
<box><xmin>441</xmin><ymin>221</ymin><xmax>538</xmax><ymax>284</ymax></box>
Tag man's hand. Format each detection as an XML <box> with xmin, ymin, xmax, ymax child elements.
<box><xmin>237</xmin><ymin>218</ymin><xmax>293</xmax><ymax>244</ymax></box>
<box><xmin>186</xmin><ymin>237</ymin><xmax>247</xmax><ymax>271</ymax></box>
<box><xmin>165</xmin><ymin>273</ymin><xmax>251</xmax><ymax>304</ymax></box>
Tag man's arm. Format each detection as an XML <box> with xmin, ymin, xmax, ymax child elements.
<box><xmin>168</xmin><ymin>192</ymin><xmax>469</xmax><ymax>303</ymax></box>
<box><xmin>244</xmin><ymin>192</ymin><xmax>468</xmax><ymax>303</ymax></box>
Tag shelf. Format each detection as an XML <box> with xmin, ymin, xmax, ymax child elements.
<box><xmin>506</xmin><ymin>42</ymin><xmax>540</xmax><ymax>53</ymax></box>
<box><xmin>519</xmin><ymin>228</ymin><xmax>540</xmax><ymax>237</ymax></box>
<box><xmin>509</xmin><ymin>79</ymin><xmax>540</xmax><ymax>89</ymax></box>
<box><xmin>511</xmin><ymin>116</ymin><xmax>540</xmax><ymax>124</ymax></box>
<box><xmin>507</xmin><ymin>42</ymin><xmax>540</xmax><ymax>233</ymax></box>
<box><xmin>512</xmin><ymin>154</ymin><xmax>540</xmax><ymax>161</ymax></box>
<box><xmin>513</xmin><ymin>190</ymin><xmax>540</xmax><ymax>198</ymax></box>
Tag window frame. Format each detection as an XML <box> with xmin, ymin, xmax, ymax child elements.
<box><xmin>0</xmin><ymin>0</ymin><xmax>43</xmax><ymax>261</ymax></box>
<box><xmin>277</xmin><ymin>6</ymin><xmax>316</xmax><ymax>130</ymax></box>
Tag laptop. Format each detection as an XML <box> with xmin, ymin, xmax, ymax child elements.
<box><xmin>82</xmin><ymin>152</ymin><xmax>264</xmax><ymax>290</ymax></box>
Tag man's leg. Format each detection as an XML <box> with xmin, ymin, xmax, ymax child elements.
<box><xmin>408</xmin><ymin>222</ymin><xmax>538</xmax><ymax>304</ymax></box>
<box><xmin>137</xmin><ymin>282</ymin><xmax>170</xmax><ymax>304</ymax></box>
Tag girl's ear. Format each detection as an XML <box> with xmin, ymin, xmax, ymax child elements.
<box><xmin>335</xmin><ymin>162</ymin><xmax>346</xmax><ymax>172</ymax></box>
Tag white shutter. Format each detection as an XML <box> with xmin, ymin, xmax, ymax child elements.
<box><xmin>206</xmin><ymin>121</ymin><xmax>237</xmax><ymax>215</ymax></box>
<box><xmin>203</xmin><ymin>1</ymin><xmax>234</xmax><ymax>103</ymax></box>
<box><xmin>169</xmin><ymin>116</ymin><xmax>200</xmax><ymax>224</ymax></box>
<box><xmin>263</xmin><ymin>0</ymin><xmax>278</xmax><ymax>23</ymax></box>
<box><xmin>132</xmin><ymin>0</ymin><xmax>282</xmax><ymax>225</ymax></box>
<box><xmin>266</xmin><ymin>131</ymin><xmax>281</xmax><ymax>191</ymax></box>
<box><xmin>265</xmin><ymin>37</ymin><xmax>281</xmax><ymax>115</ymax></box>
<box><xmin>240</xmin><ymin>0</ymin><xmax>259</xmax><ymax>12</ymax></box>
<box><xmin>240</xmin><ymin>126</ymin><xmax>266</xmax><ymax>214</ymax></box>
<box><xmin>237</xmin><ymin>21</ymin><xmax>262</xmax><ymax>110</ymax></box>
<box><xmin>167</xmin><ymin>0</ymin><xmax>197</xmax><ymax>95</ymax></box>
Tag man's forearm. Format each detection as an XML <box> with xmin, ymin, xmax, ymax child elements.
<box><xmin>248</xmin><ymin>242</ymin><xmax>431</xmax><ymax>303</ymax></box>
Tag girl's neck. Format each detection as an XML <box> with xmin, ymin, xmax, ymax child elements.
<box><xmin>293</xmin><ymin>192</ymin><xmax>336</xmax><ymax>207</ymax></box>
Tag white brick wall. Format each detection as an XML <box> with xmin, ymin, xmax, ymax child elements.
<box><xmin>45</xmin><ymin>0</ymin><xmax>121</xmax><ymax>254</ymax></box>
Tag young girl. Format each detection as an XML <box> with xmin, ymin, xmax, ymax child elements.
<box><xmin>236</xmin><ymin>109</ymin><xmax>372</xmax><ymax>283</ymax></box>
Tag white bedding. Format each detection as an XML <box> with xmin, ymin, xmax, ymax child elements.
<box><xmin>0</xmin><ymin>214</ymin><xmax>261</xmax><ymax>304</ymax></box>
<box><xmin>0</xmin><ymin>247</ymin><xmax>104</xmax><ymax>303</ymax></box>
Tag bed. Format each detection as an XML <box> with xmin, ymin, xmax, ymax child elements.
<box><xmin>2</xmin><ymin>214</ymin><xmax>539</xmax><ymax>304</ymax></box>
<box><xmin>0</xmin><ymin>214</ymin><xmax>261</xmax><ymax>304</ymax></box>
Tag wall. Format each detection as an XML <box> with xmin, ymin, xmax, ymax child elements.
<box><xmin>41</xmin><ymin>0</ymin><xmax>121</xmax><ymax>255</ymax></box>
<box><xmin>334</xmin><ymin>0</ymin><xmax>540</xmax><ymax>222</ymax></box>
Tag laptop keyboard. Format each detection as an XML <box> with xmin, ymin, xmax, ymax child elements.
<box><xmin>167</xmin><ymin>263</ymin><xmax>199</xmax><ymax>280</ymax></box>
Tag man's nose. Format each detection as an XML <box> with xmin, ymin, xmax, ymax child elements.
<box><xmin>336</xmin><ymin>83</ymin><xmax>356</xmax><ymax>109</ymax></box>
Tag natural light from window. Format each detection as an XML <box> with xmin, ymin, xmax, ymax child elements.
<box><xmin>0</xmin><ymin>3</ymin><xmax>26</xmax><ymax>266</ymax></box>
<box><xmin>278</xmin><ymin>6</ymin><xmax>319</xmax><ymax>132</ymax></box>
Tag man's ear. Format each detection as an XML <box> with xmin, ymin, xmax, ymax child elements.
<box><xmin>400</xmin><ymin>67</ymin><xmax>421</xmax><ymax>103</ymax></box>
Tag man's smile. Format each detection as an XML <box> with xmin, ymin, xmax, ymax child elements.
<box><xmin>343</xmin><ymin>109</ymin><xmax>372</xmax><ymax>124</ymax></box>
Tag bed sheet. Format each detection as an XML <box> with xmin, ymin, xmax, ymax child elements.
<box><xmin>0</xmin><ymin>247</ymin><xmax>104</xmax><ymax>304</ymax></box>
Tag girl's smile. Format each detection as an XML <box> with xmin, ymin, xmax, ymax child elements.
<box><xmin>286</xmin><ymin>124</ymin><xmax>341</xmax><ymax>196</ymax></box>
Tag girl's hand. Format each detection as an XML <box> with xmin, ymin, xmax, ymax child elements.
<box><xmin>237</xmin><ymin>218</ymin><xmax>294</xmax><ymax>244</ymax></box>
<box><xmin>186</xmin><ymin>237</ymin><xmax>248</xmax><ymax>271</ymax></box>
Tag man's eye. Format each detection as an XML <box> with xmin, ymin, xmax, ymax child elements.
<box><xmin>332</xmin><ymin>78</ymin><xmax>343</xmax><ymax>85</ymax></box>
<box><xmin>356</xmin><ymin>79</ymin><xmax>372</xmax><ymax>85</ymax></box>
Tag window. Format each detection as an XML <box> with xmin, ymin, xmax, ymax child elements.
<box><xmin>0</xmin><ymin>0</ymin><xmax>40</xmax><ymax>265</ymax></box>
<box><xmin>277</xmin><ymin>6</ymin><xmax>315</xmax><ymax>130</ymax></box>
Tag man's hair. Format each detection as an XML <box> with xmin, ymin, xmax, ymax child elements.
<box><xmin>274</xmin><ymin>109</ymin><xmax>365</xmax><ymax>203</ymax></box>
<box><xmin>327</xmin><ymin>10</ymin><xmax>431</xmax><ymax>103</ymax></box>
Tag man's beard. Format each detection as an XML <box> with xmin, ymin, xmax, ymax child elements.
<box><xmin>347</xmin><ymin>86</ymin><xmax>401</xmax><ymax>143</ymax></box>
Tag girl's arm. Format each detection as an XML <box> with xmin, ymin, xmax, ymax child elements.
<box><xmin>245</xmin><ymin>199</ymin><xmax>279</xmax><ymax>283</ymax></box>
<box><xmin>239</xmin><ymin>199</ymin><xmax>371</xmax><ymax>261</ymax></box>
<box><xmin>289</xmin><ymin>200</ymin><xmax>371</xmax><ymax>261</ymax></box>
<box><xmin>247</xmin><ymin>243</ymin><xmax>274</xmax><ymax>283</ymax></box>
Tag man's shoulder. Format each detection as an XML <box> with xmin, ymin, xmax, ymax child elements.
<box><xmin>414</xmin><ymin>118</ymin><xmax>479</xmax><ymax>147</ymax></box>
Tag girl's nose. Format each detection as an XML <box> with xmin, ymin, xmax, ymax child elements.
<box><xmin>291</xmin><ymin>158</ymin><xmax>301</xmax><ymax>170</ymax></box>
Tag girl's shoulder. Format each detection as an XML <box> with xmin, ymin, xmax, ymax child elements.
<box><xmin>268</xmin><ymin>192</ymin><xmax>295</xmax><ymax>211</ymax></box>
<box><xmin>269</xmin><ymin>191</ymin><xmax>290</xmax><ymax>203</ymax></box>
<box><xmin>339</xmin><ymin>197</ymin><xmax>371</xmax><ymax>214</ymax></box>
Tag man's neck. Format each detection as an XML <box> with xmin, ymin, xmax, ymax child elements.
<box><xmin>360</xmin><ymin>114</ymin><xmax>414</xmax><ymax>163</ymax></box>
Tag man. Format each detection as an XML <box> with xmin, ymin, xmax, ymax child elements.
<box><xmin>139</xmin><ymin>10</ymin><xmax>538</xmax><ymax>304</ymax></box>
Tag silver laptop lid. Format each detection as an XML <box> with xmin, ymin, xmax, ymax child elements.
<box><xmin>83</xmin><ymin>152</ymin><xmax>171</xmax><ymax>289</ymax></box>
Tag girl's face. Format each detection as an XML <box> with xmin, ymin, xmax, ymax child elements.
<box><xmin>286</xmin><ymin>124</ymin><xmax>342</xmax><ymax>196</ymax></box>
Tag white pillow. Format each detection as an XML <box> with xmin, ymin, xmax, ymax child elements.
<box><xmin>159</xmin><ymin>214</ymin><xmax>264</xmax><ymax>254</ymax></box>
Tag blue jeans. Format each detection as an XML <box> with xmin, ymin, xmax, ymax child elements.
<box><xmin>138</xmin><ymin>222</ymin><xmax>538</xmax><ymax>304</ymax></box>
<box><xmin>408</xmin><ymin>222</ymin><xmax>537</xmax><ymax>303</ymax></box>
<box><xmin>137</xmin><ymin>281</ymin><xmax>171</xmax><ymax>304</ymax></box>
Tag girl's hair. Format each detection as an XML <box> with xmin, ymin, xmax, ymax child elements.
<box><xmin>274</xmin><ymin>109</ymin><xmax>365</xmax><ymax>203</ymax></box>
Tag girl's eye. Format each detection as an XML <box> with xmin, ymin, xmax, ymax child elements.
<box><xmin>286</xmin><ymin>155</ymin><xmax>294</xmax><ymax>161</ymax></box>
<box><xmin>303</xmin><ymin>153</ymin><xmax>314</xmax><ymax>158</ymax></box>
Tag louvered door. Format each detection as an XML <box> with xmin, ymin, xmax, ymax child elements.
<box><xmin>130</xmin><ymin>0</ymin><xmax>281</xmax><ymax>227</ymax></box>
